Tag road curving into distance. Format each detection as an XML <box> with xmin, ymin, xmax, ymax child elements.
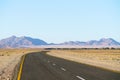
<box><xmin>17</xmin><ymin>51</ymin><xmax>120</xmax><ymax>80</ymax></box>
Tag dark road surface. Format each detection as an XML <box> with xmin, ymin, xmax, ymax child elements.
<box><xmin>20</xmin><ymin>51</ymin><xmax>120</xmax><ymax>80</ymax></box>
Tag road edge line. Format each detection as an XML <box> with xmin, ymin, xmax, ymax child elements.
<box><xmin>17</xmin><ymin>55</ymin><xmax>26</xmax><ymax>80</ymax></box>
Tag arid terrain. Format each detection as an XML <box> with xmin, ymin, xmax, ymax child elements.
<box><xmin>47</xmin><ymin>49</ymin><xmax>120</xmax><ymax>72</ymax></box>
<box><xmin>0</xmin><ymin>48</ymin><xmax>42</xmax><ymax>80</ymax></box>
<box><xmin>0</xmin><ymin>49</ymin><xmax>120</xmax><ymax>80</ymax></box>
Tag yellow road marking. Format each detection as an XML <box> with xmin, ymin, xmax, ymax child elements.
<box><xmin>17</xmin><ymin>55</ymin><xmax>26</xmax><ymax>80</ymax></box>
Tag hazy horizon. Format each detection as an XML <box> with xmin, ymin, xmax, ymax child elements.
<box><xmin>0</xmin><ymin>0</ymin><xmax>120</xmax><ymax>43</ymax></box>
<box><xmin>0</xmin><ymin>35</ymin><xmax>120</xmax><ymax>44</ymax></box>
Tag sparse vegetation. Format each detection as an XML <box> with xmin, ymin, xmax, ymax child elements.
<box><xmin>0</xmin><ymin>48</ymin><xmax>120</xmax><ymax>80</ymax></box>
<box><xmin>0</xmin><ymin>48</ymin><xmax>43</xmax><ymax>80</ymax></box>
<box><xmin>47</xmin><ymin>49</ymin><xmax>120</xmax><ymax>72</ymax></box>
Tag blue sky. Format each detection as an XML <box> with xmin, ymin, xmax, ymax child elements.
<box><xmin>0</xmin><ymin>0</ymin><xmax>120</xmax><ymax>43</ymax></box>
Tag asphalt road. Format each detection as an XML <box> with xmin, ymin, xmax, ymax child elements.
<box><xmin>20</xmin><ymin>51</ymin><xmax>120</xmax><ymax>80</ymax></box>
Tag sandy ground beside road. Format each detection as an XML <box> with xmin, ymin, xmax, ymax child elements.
<box><xmin>0</xmin><ymin>49</ymin><xmax>119</xmax><ymax>80</ymax></box>
<box><xmin>47</xmin><ymin>50</ymin><xmax>120</xmax><ymax>72</ymax></box>
<box><xmin>0</xmin><ymin>49</ymin><xmax>41</xmax><ymax>80</ymax></box>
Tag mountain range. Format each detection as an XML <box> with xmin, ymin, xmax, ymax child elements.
<box><xmin>60</xmin><ymin>38</ymin><xmax>120</xmax><ymax>46</ymax></box>
<box><xmin>0</xmin><ymin>36</ymin><xmax>47</xmax><ymax>48</ymax></box>
<box><xmin>0</xmin><ymin>36</ymin><xmax>120</xmax><ymax>48</ymax></box>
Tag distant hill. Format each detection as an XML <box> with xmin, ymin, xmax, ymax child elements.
<box><xmin>0</xmin><ymin>36</ymin><xmax>47</xmax><ymax>48</ymax></box>
<box><xmin>60</xmin><ymin>38</ymin><xmax>120</xmax><ymax>46</ymax></box>
<box><xmin>0</xmin><ymin>36</ymin><xmax>120</xmax><ymax>48</ymax></box>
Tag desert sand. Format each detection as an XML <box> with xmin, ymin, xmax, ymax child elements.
<box><xmin>0</xmin><ymin>49</ymin><xmax>41</xmax><ymax>80</ymax></box>
<box><xmin>47</xmin><ymin>50</ymin><xmax>120</xmax><ymax>72</ymax></box>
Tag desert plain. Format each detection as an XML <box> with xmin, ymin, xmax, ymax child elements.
<box><xmin>0</xmin><ymin>48</ymin><xmax>120</xmax><ymax>80</ymax></box>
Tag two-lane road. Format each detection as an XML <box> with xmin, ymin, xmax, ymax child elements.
<box><xmin>18</xmin><ymin>51</ymin><xmax>120</xmax><ymax>80</ymax></box>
